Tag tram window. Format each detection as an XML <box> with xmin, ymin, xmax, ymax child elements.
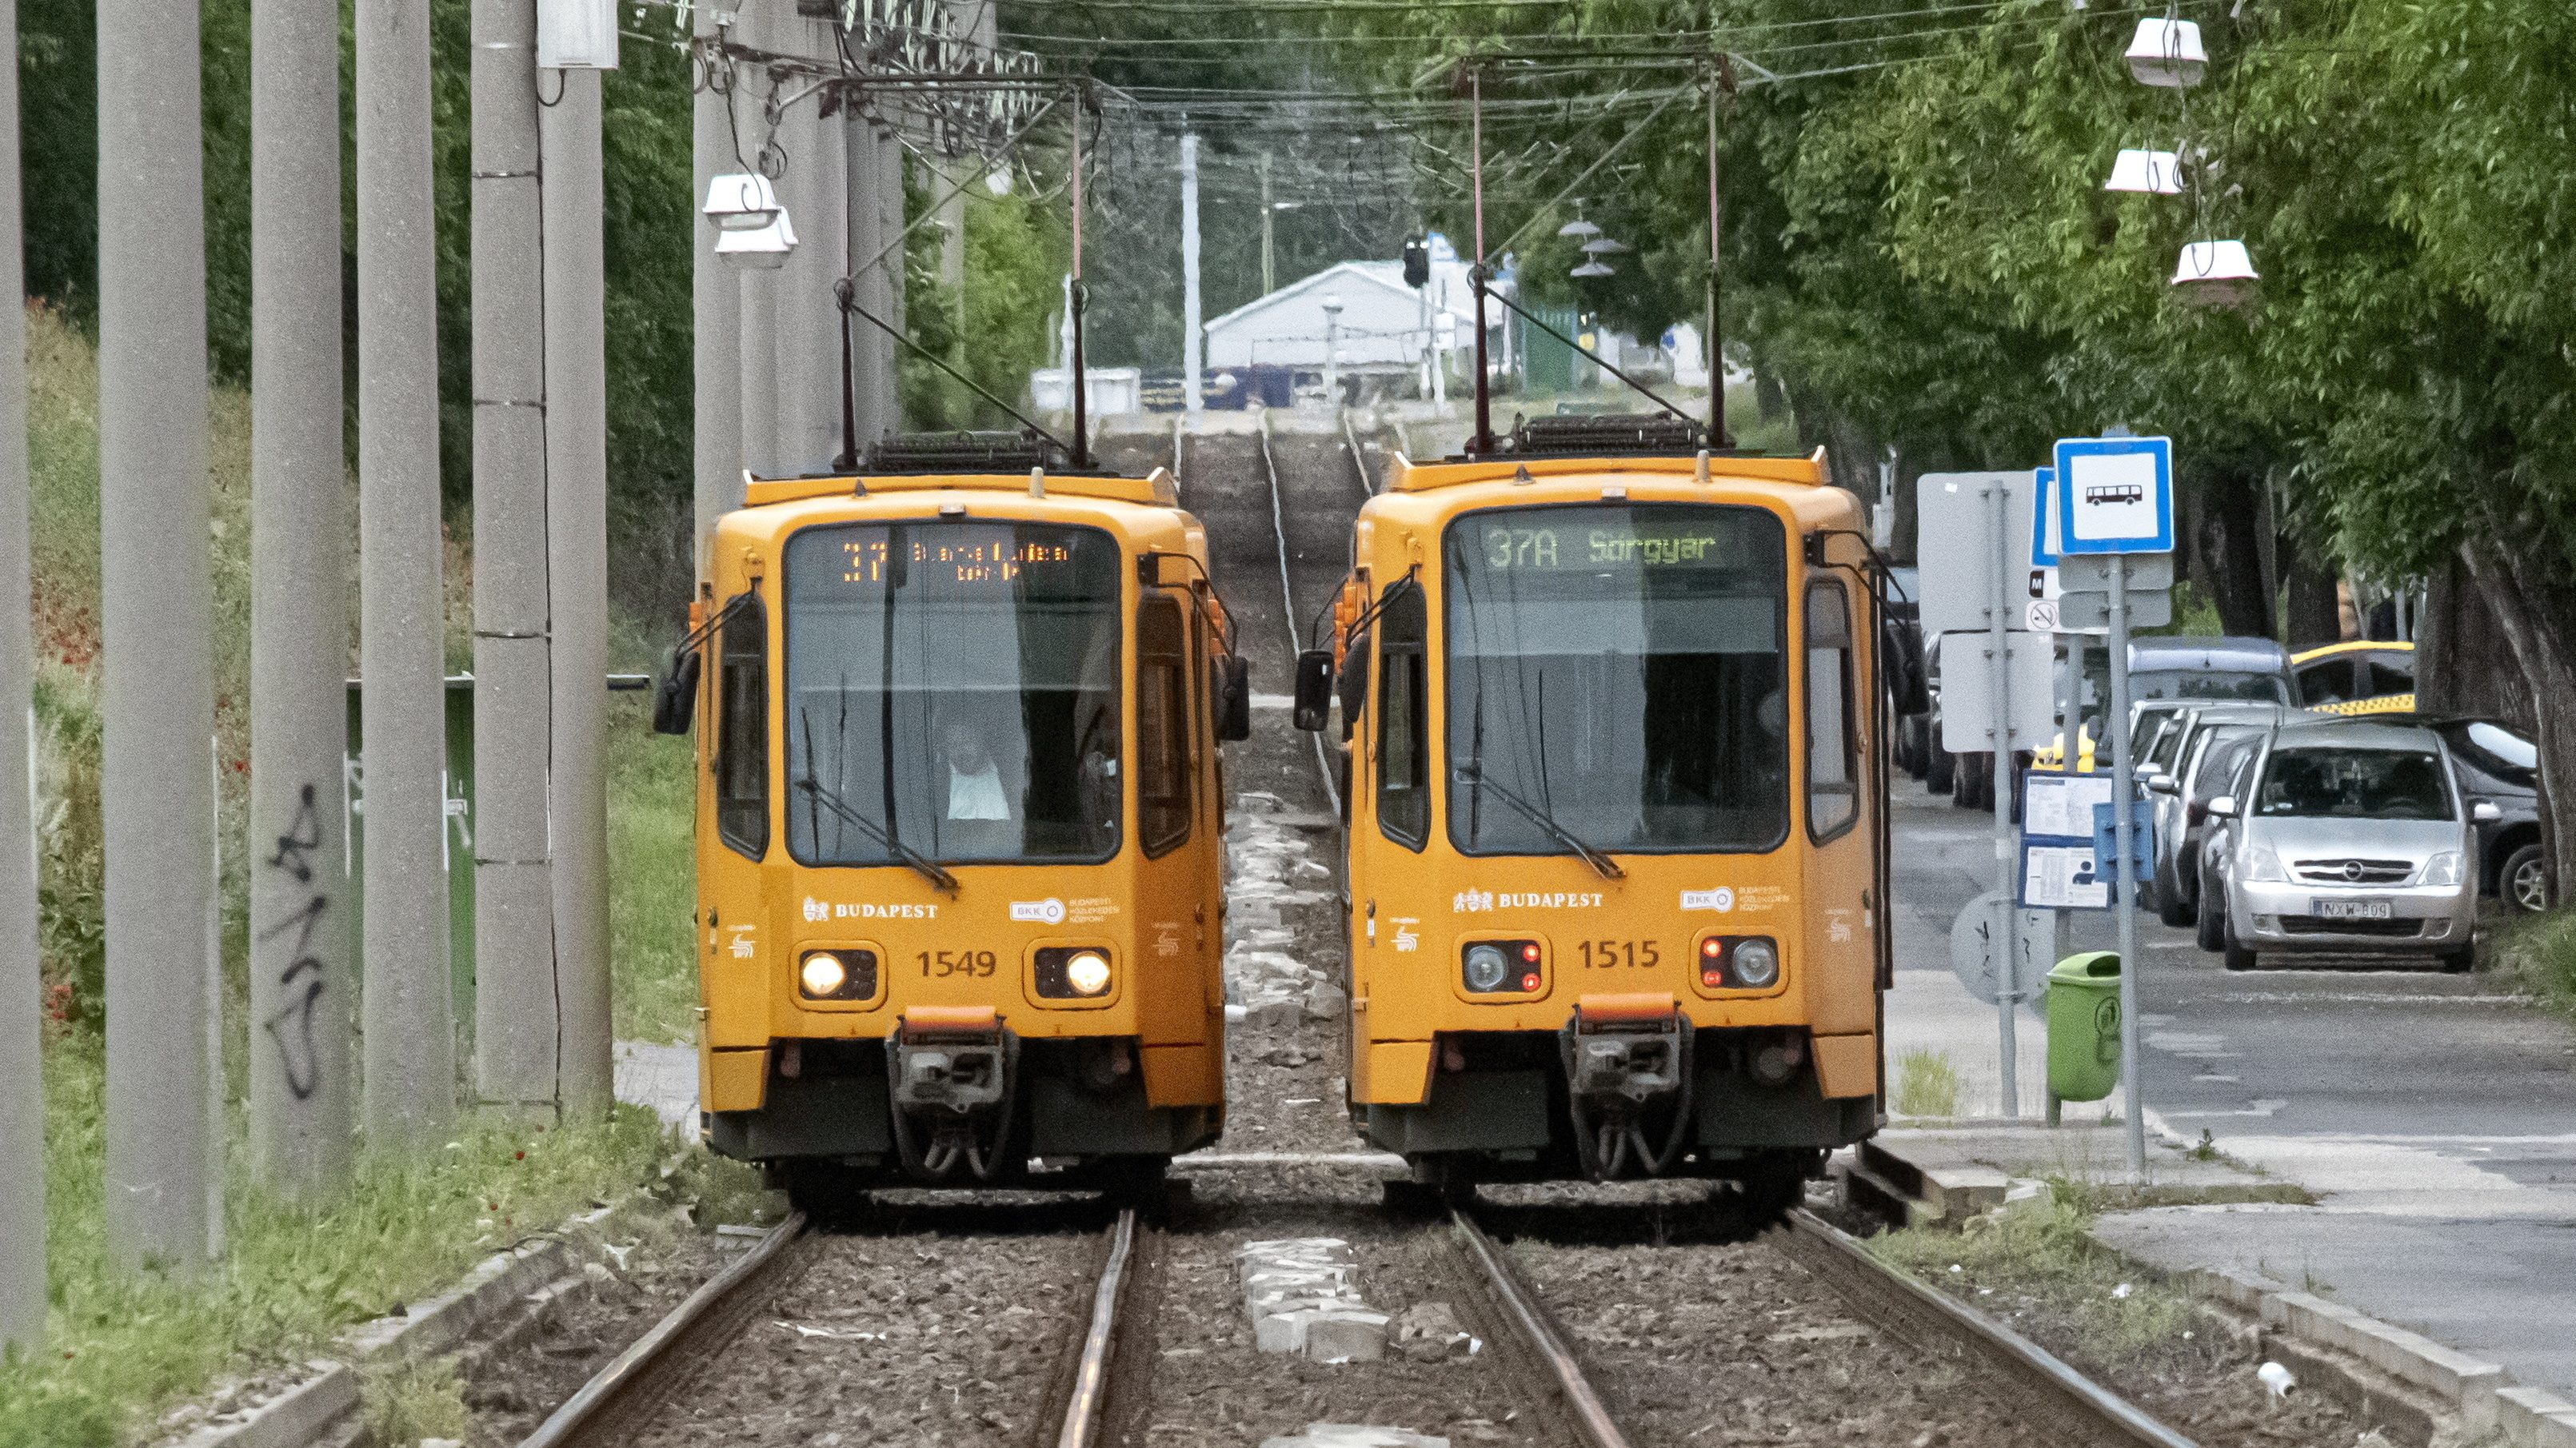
<box><xmin>779</xmin><ymin>521</ymin><xmax>1123</xmax><ymax>866</ymax></box>
<box><xmin>1443</xmin><ymin>503</ymin><xmax>1790</xmax><ymax>856</ymax></box>
<box><xmin>1376</xmin><ymin>583</ymin><xmax>1429</xmax><ymax>850</ymax></box>
<box><xmin>1804</xmin><ymin>579</ymin><xmax>1858</xmax><ymax>842</ymax></box>
<box><xmin>1137</xmin><ymin>592</ymin><xmax>1194</xmax><ymax>857</ymax></box>
<box><xmin>714</xmin><ymin>590</ymin><xmax>769</xmax><ymax>859</ymax></box>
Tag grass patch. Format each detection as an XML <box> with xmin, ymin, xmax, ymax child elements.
<box><xmin>357</xmin><ymin>1354</ymin><xmax>469</xmax><ymax>1446</ymax></box>
<box><xmin>608</xmin><ymin>693</ymin><xmax>697</xmax><ymax>1044</ymax></box>
<box><xmin>2494</xmin><ymin>908</ymin><xmax>2576</xmax><ymax>1022</ymax></box>
<box><xmin>1867</xmin><ymin>1183</ymin><xmax>2204</xmax><ymax>1369</ymax></box>
<box><xmin>0</xmin><ymin>1027</ymin><xmax>671</xmax><ymax>1447</ymax></box>
<box><xmin>1891</xmin><ymin>1047</ymin><xmax>1960</xmax><ymax>1119</ymax></box>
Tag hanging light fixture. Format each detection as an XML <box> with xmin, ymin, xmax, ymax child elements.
<box><xmin>1570</xmin><ymin>259</ymin><xmax>1615</xmax><ymax>278</ymax></box>
<box><xmin>2126</xmin><ymin>18</ymin><xmax>2207</xmax><ymax>87</ymax></box>
<box><xmin>1557</xmin><ymin>217</ymin><xmax>1601</xmax><ymax>240</ymax></box>
<box><xmin>2171</xmin><ymin>239</ymin><xmax>2257</xmax><ymax>306</ymax></box>
<box><xmin>717</xmin><ymin>209</ymin><xmax>799</xmax><ymax>271</ymax></box>
<box><xmin>1580</xmin><ymin>237</ymin><xmax>1631</xmax><ymax>255</ymax></box>
<box><xmin>703</xmin><ymin>172</ymin><xmax>783</xmax><ymax>231</ymax></box>
<box><xmin>2103</xmin><ymin>148</ymin><xmax>2183</xmax><ymax>194</ymax></box>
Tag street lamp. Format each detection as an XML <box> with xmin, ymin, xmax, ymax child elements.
<box><xmin>1320</xmin><ymin>296</ymin><xmax>1344</xmax><ymax>405</ymax></box>
<box><xmin>2126</xmin><ymin>18</ymin><xmax>2207</xmax><ymax>88</ymax></box>
<box><xmin>2171</xmin><ymin>238</ymin><xmax>2258</xmax><ymax>306</ymax></box>
<box><xmin>2103</xmin><ymin>148</ymin><xmax>2183</xmax><ymax>193</ymax></box>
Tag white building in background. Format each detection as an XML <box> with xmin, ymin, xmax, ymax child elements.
<box><xmin>1203</xmin><ymin>239</ymin><xmax>1504</xmax><ymax>388</ymax></box>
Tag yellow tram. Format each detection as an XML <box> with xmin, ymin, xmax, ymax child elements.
<box><xmin>658</xmin><ymin>441</ymin><xmax>1246</xmax><ymax>1202</ymax></box>
<box><xmin>1295</xmin><ymin>427</ymin><xmax>1891</xmax><ymax>1209</ymax></box>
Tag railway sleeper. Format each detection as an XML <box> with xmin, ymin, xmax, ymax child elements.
<box><xmin>713</xmin><ymin>1035</ymin><xmax>1214</xmax><ymax>1205</ymax></box>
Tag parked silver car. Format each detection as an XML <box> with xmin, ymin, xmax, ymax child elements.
<box><xmin>2145</xmin><ymin>703</ymin><xmax>2287</xmax><ymax>923</ymax></box>
<box><xmin>2201</xmin><ymin>720</ymin><xmax>2495</xmax><ymax>972</ymax></box>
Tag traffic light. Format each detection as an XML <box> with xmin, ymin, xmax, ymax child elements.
<box><xmin>1401</xmin><ymin>237</ymin><xmax>1430</xmax><ymax>289</ymax></box>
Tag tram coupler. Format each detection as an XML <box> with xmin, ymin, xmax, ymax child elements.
<box><xmin>1560</xmin><ymin>994</ymin><xmax>1696</xmax><ymax>1179</ymax></box>
<box><xmin>888</xmin><ymin>1007</ymin><xmax>1020</xmax><ymax>1181</ymax></box>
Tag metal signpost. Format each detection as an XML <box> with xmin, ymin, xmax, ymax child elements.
<box><xmin>2051</xmin><ymin>435</ymin><xmax>2175</xmax><ymax>1179</ymax></box>
<box><xmin>1918</xmin><ymin>472</ymin><xmax>2051</xmax><ymax>1115</ymax></box>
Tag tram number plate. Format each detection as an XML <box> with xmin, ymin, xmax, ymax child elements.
<box><xmin>1576</xmin><ymin>939</ymin><xmax>1662</xmax><ymax>970</ymax></box>
<box><xmin>919</xmin><ymin>948</ymin><xmax>999</xmax><ymax>978</ymax></box>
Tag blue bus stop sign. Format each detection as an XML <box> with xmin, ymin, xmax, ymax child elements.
<box><xmin>2052</xmin><ymin>437</ymin><xmax>2175</xmax><ymax>555</ymax></box>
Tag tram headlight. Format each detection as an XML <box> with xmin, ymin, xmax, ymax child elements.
<box><xmin>1462</xmin><ymin>943</ymin><xmax>1510</xmax><ymax>993</ymax></box>
<box><xmin>1035</xmin><ymin>946</ymin><xmax>1116</xmax><ymax>1000</ymax></box>
<box><xmin>1064</xmin><ymin>951</ymin><xmax>1113</xmax><ymax>997</ymax></box>
<box><xmin>797</xmin><ymin>949</ymin><xmax>878</xmax><ymax>1001</ymax></box>
<box><xmin>1731</xmin><ymin>938</ymin><xmax>1780</xmax><ymax>989</ymax></box>
<box><xmin>1462</xmin><ymin>940</ymin><xmax>1540</xmax><ymax>995</ymax></box>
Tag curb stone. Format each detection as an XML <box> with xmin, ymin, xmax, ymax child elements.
<box><xmin>159</xmin><ymin>1191</ymin><xmax>674</xmax><ymax>1448</ymax></box>
<box><xmin>1854</xmin><ymin>1144</ymin><xmax>2576</xmax><ymax>1448</ymax></box>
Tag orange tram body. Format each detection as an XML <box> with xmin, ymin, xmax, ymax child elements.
<box><xmin>663</xmin><ymin>455</ymin><xmax>1245</xmax><ymax>1202</ymax></box>
<box><xmin>1296</xmin><ymin>439</ymin><xmax>1891</xmax><ymax>1207</ymax></box>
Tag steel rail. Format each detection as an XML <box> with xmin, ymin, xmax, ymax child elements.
<box><xmin>517</xmin><ymin>1211</ymin><xmax>809</xmax><ymax>1448</ymax></box>
<box><xmin>1256</xmin><ymin>413</ymin><xmax>1343</xmax><ymax>816</ymax></box>
<box><xmin>1449</xmin><ymin>1210</ymin><xmax>1632</xmax><ymax>1448</ymax></box>
<box><xmin>1777</xmin><ymin>1210</ymin><xmax>2199</xmax><ymax>1448</ymax></box>
<box><xmin>1054</xmin><ymin>1207</ymin><xmax>1140</xmax><ymax>1448</ymax></box>
<box><xmin>1337</xmin><ymin>407</ymin><xmax>1376</xmax><ymax>501</ymax></box>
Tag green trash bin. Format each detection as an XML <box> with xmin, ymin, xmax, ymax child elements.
<box><xmin>2046</xmin><ymin>951</ymin><xmax>2123</xmax><ymax>1103</ymax></box>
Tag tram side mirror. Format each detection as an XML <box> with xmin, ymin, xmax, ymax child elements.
<box><xmin>1291</xmin><ymin>649</ymin><xmax>1335</xmax><ymax>732</ymax></box>
<box><xmin>1216</xmin><ymin>654</ymin><xmax>1252</xmax><ymax>743</ymax></box>
<box><xmin>1884</xmin><ymin>620</ymin><xmax>1930</xmax><ymax>716</ymax></box>
<box><xmin>1336</xmin><ymin>629</ymin><xmax>1371</xmax><ymax>741</ymax></box>
<box><xmin>652</xmin><ymin>646</ymin><xmax>701</xmax><ymax>736</ymax></box>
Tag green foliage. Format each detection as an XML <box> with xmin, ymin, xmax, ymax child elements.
<box><xmin>901</xmin><ymin>177</ymin><xmax>1069</xmax><ymax>430</ymax></box>
<box><xmin>1891</xmin><ymin>1047</ymin><xmax>1960</xmax><ymax>1119</ymax></box>
<box><xmin>2495</xmin><ymin>909</ymin><xmax>2576</xmax><ymax>1023</ymax></box>
<box><xmin>357</xmin><ymin>1354</ymin><xmax>469</xmax><ymax>1446</ymax></box>
<box><xmin>607</xmin><ymin>694</ymin><xmax>698</xmax><ymax>1045</ymax></box>
<box><xmin>0</xmin><ymin>1026</ymin><xmax>668</xmax><ymax>1445</ymax></box>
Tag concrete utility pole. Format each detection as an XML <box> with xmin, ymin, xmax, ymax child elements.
<box><xmin>1180</xmin><ymin>132</ymin><xmax>1202</xmax><ymax>414</ymax></box>
<box><xmin>469</xmin><ymin>0</ymin><xmax>559</xmax><ymax>1116</ymax></box>
<box><xmin>541</xmin><ymin>66</ymin><xmax>613</xmax><ymax>1114</ymax></box>
<box><xmin>98</xmin><ymin>0</ymin><xmax>216</xmax><ymax>1270</ymax></box>
<box><xmin>357</xmin><ymin>0</ymin><xmax>456</xmax><ymax>1149</ymax></box>
<box><xmin>1259</xmin><ymin>151</ymin><xmax>1275</xmax><ymax>296</ymax></box>
<box><xmin>771</xmin><ymin>32</ymin><xmax>827</xmax><ymax>472</ymax></box>
<box><xmin>247</xmin><ymin>0</ymin><xmax>352</xmax><ymax>1199</ymax></box>
<box><xmin>693</xmin><ymin>1</ymin><xmax>743</xmax><ymax>560</ymax></box>
<box><xmin>845</xmin><ymin>106</ymin><xmax>897</xmax><ymax>449</ymax></box>
<box><xmin>0</xmin><ymin>0</ymin><xmax>45</xmax><ymax>1347</ymax></box>
<box><xmin>735</xmin><ymin>4</ymin><xmax>778</xmax><ymax>477</ymax></box>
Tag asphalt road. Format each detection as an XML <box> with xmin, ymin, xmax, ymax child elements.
<box><xmin>1888</xmin><ymin>775</ymin><xmax>2576</xmax><ymax>1394</ymax></box>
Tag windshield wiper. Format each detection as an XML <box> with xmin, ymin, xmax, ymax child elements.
<box><xmin>1453</xmin><ymin>760</ymin><xmax>1623</xmax><ymax>880</ymax></box>
<box><xmin>795</xmin><ymin>771</ymin><xmax>960</xmax><ymax>895</ymax></box>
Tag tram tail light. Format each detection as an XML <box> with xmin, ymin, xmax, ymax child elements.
<box><xmin>1695</xmin><ymin>935</ymin><xmax>1780</xmax><ymax>991</ymax></box>
<box><xmin>1463</xmin><ymin>939</ymin><xmax>1542</xmax><ymax>995</ymax></box>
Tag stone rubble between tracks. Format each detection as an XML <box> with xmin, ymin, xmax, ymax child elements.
<box><xmin>1236</xmin><ymin>1236</ymin><xmax>1391</xmax><ymax>1362</ymax></box>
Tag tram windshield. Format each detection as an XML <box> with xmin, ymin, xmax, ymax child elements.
<box><xmin>1443</xmin><ymin>502</ymin><xmax>1789</xmax><ymax>856</ymax></box>
<box><xmin>782</xmin><ymin>520</ymin><xmax>1123</xmax><ymax>866</ymax></box>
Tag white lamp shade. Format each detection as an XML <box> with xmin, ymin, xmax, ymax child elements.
<box><xmin>984</xmin><ymin>165</ymin><xmax>1014</xmax><ymax>197</ymax></box>
<box><xmin>1557</xmin><ymin>218</ymin><xmax>1602</xmax><ymax>239</ymax></box>
<box><xmin>716</xmin><ymin>212</ymin><xmax>798</xmax><ymax>271</ymax></box>
<box><xmin>1571</xmin><ymin>260</ymin><xmax>1615</xmax><ymax>278</ymax></box>
<box><xmin>2103</xmin><ymin>148</ymin><xmax>2183</xmax><ymax>194</ymax></box>
<box><xmin>537</xmin><ymin>0</ymin><xmax>619</xmax><ymax>70</ymax></box>
<box><xmin>704</xmin><ymin>173</ymin><xmax>782</xmax><ymax>232</ymax></box>
<box><xmin>2126</xmin><ymin>18</ymin><xmax>2206</xmax><ymax>88</ymax></box>
<box><xmin>1580</xmin><ymin>237</ymin><xmax>1631</xmax><ymax>254</ymax></box>
<box><xmin>2171</xmin><ymin>239</ymin><xmax>2257</xmax><ymax>305</ymax></box>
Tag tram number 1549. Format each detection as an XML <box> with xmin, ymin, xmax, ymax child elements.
<box><xmin>1577</xmin><ymin>939</ymin><xmax>1660</xmax><ymax>970</ymax></box>
<box><xmin>920</xmin><ymin>949</ymin><xmax>998</xmax><ymax>978</ymax></box>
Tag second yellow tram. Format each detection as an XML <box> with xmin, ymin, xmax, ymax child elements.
<box><xmin>1296</xmin><ymin>433</ymin><xmax>1891</xmax><ymax>1206</ymax></box>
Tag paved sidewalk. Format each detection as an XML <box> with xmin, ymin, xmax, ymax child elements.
<box><xmin>1884</xmin><ymin>788</ymin><xmax>2576</xmax><ymax>1396</ymax></box>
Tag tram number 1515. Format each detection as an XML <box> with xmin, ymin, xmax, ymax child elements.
<box><xmin>920</xmin><ymin>949</ymin><xmax>998</xmax><ymax>978</ymax></box>
<box><xmin>1577</xmin><ymin>939</ymin><xmax>1660</xmax><ymax>970</ymax></box>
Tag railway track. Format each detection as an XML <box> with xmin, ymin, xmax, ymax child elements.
<box><xmin>514</xmin><ymin>1207</ymin><xmax>1152</xmax><ymax>1448</ymax></box>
